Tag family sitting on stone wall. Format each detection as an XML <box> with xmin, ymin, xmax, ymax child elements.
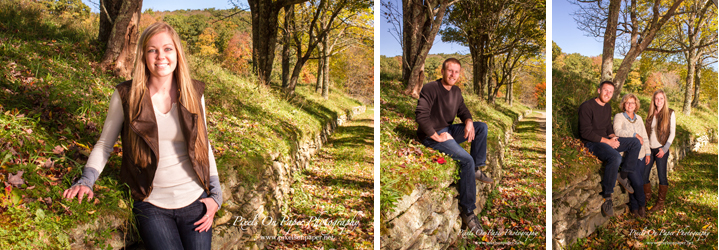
<box><xmin>414</xmin><ymin>58</ymin><xmax>494</xmax><ymax>236</ymax></box>
<box><xmin>578</xmin><ymin>80</ymin><xmax>676</xmax><ymax>218</ymax></box>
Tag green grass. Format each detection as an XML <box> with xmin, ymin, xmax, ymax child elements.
<box><xmin>0</xmin><ymin>1</ymin><xmax>366</xmax><ymax>248</ymax></box>
<box><xmin>567</xmin><ymin>143</ymin><xmax>718</xmax><ymax>249</ymax></box>
<box><xmin>269</xmin><ymin>108</ymin><xmax>374</xmax><ymax>250</ymax></box>
<box><xmin>379</xmin><ymin>78</ymin><xmax>529</xmax><ymax>229</ymax></box>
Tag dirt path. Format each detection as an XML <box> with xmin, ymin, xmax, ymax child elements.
<box><xmin>459</xmin><ymin>110</ymin><xmax>547</xmax><ymax>248</ymax></box>
<box><xmin>269</xmin><ymin>107</ymin><xmax>375</xmax><ymax>250</ymax></box>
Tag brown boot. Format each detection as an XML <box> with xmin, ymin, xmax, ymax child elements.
<box><xmin>643</xmin><ymin>183</ymin><xmax>652</xmax><ymax>204</ymax></box>
<box><xmin>638</xmin><ymin>206</ymin><xmax>646</xmax><ymax>218</ymax></box>
<box><xmin>649</xmin><ymin>184</ymin><xmax>668</xmax><ymax>212</ymax></box>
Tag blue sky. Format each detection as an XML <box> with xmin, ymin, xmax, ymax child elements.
<box><xmin>80</xmin><ymin>0</ymin><xmax>246</xmax><ymax>13</ymax></box>
<box><xmin>552</xmin><ymin>0</ymin><xmax>605</xmax><ymax>57</ymax></box>
<box><xmin>379</xmin><ymin>0</ymin><xmax>469</xmax><ymax>56</ymax></box>
<box><xmin>378</xmin><ymin>0</ymin><xmax>603</xmax><ymax>58</ymax></box>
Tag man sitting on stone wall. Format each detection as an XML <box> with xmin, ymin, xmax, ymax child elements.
<box><xmin>578</xmin><ymin>80</ymin><xmax>641</xmax><ymax>217</ymax></box>
<box><xmin>415</xmin><ymin>58</ymin><xmax>493</xmax><ymax>235</ymax></box>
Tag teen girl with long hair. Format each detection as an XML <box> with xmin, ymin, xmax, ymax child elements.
<box><xmin>62</xmin><ymin>22</ymin><xmax>222</xmax><ymax>250</ymax></box>
<box><xmin>643</xmin><ymin>90</ymin><xmax>675</xmax><ymax>213</ymax></box>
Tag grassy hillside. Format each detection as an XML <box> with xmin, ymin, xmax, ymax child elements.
<box><xmin>0</xmin><ymin>1</ymin><xmax>364</xmax><ymax>248</ymax></box>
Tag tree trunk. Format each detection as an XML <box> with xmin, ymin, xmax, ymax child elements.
<box><xmin>691</xmin><ymin>64</ymin><xmax>701</xmax><ymax>107</ymax></box>
<box><xmin>281</xmin><ymin>5</ymin><xmax>293</xmax><ymax>88</ymax></box>
<box><xmin>248</xmin><ymin>0</ymin><xmax>308</xmax><ymax>85</ymax></box>
<box><xmin>476</xmin><ymin>38</ymin><xmax>490</xmax><ymax>99</ymax></box>
<box><xmin>322</xmin><ymin>51</ymin><xmax>330</xmax><ymax>99</ymax></box>
<box><xmin>98</xmin><ymin>0</ymin><xmax>121</xmax><ymax>43</ymax></box>
<box><xmin>611</xmin><ymin>0</ymin><xmax>684</xmax><ymax>100</ymax></box>
<box><xmin>468</xmin><ymin>41</ymin><xmax>482</xmax><ymax>98</ymax></box>
<box><xmin>402</xmin><ymin>0</ymin><xmax>453</xmax><ymax>99</ymax></box>
<box><xmin>505</xmin><ymin>80</ymin><xmax>511</xmax><ymax>104</ymax></box>
<box><xmin>316</xmin><ymin>55</ymin><xmax>324</xmax><ymax>92</ymax></box>
<box><xmin>285</xmin><ymin>0</ymin><xmax>344</xmax><ymax>95</ymax></box>
<box><xmin>601</xmin><ymin>0</ymin><xmax>621</xmax><ymax>82</ymax></box>
<box><xmin>508</xmin><ymin>74</ymin><xmax>516</xmax><ymax>106</ymax></box>
<box><xmin>99</xmin><ymin>0</ymin><xmax>142</xmax><ymax>79</ymax></box>
<box><xmin>682</xmin><ymin>50</ymin><xmax>698</xmax><ymax>115</ymax></box>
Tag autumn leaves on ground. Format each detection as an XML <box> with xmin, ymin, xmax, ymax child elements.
<box><xmin>454</xmin><ymin>111</ymin><xmax>547</xmax><ymax>249</ymax></box>
<box><xmin>269</xmin><ymin>108</ymin><xmax>375</xmax><ymax>250</ymax></box>
<box><xmin>569</xmin><ymin>142</ymin><xmax>718</xmax><ymax>249</ymax></box>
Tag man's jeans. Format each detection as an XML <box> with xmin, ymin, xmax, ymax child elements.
<box><xmin>628</xmin><ymin>158</ymin><xmax>646</xmax><ymax>210</ymax></box>
<box><xmin>422</xmin><ymin>122</ymin><xmax>488</xmax><ymax>214</ymax></box>
<box><xmin>644</xmin><ymin>148</ymin><xmax>669</xmax><ymax>186</ymax></box>
<box><xmin>584</xmin><ymin>137</ymin><xmax>641</xmax><ymax>197</ymax></box>
<box><xmin>133</xmin><ymin>192</ymin><xmax>212</xmax><ymax>250</ymax></box>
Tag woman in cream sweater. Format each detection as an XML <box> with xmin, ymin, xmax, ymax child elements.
<box><xmin>613</xmin><ymin>93</ymin><xmax>651</xmax><ymax>218</ymax></box>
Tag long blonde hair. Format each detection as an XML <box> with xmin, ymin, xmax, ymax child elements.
<box><xmin>645</xmin><ymin>90</ymin><xmax>671</xmax><ymax>139</ymax></box>
<box><xmin>128</xmin><ymin>22</ymin><xmax>209</xmax><ymax>168</ymax></box>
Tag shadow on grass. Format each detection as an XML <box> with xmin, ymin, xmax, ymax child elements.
<box><xmin>331</xmin><ymin>126</ymin><xmax>373</xmax><ymax>147</ymax></box>
<box><xmin>349</xmin><ymin>118</ymin><xmax>373</xmax><ymax>124</ymax></box>
<box><xmin>0</xmin><ymin>3</ymin><xmax>106</xmax><ymax>169</ymax></box>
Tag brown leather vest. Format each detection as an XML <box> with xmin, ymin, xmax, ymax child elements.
<box><xmin>645</xmin><ymin>108</ymin><xmax>674</xmax><ymax>146</ymax></box>
<box><xmin>115</xmin><ymin>80</ymin><xmax>210</xmax><ymax>201</ymax></box>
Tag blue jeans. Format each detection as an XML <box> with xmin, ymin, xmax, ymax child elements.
<box><xmin>584</xmin><ymin>137</ymin><xmax>641</xmax><ymax>197</ymax></box>
<box><xmin>421</xmin><ymin>122</ymin><xmax>488</xmax><ymax>214</ymax></box>
<box><xmin>644</xmin><ymin>148</ymin><xmax>669</xmax><ymax>185</ymax></box>
<box><xmin>628</xmin><ymin>158</ymin><xmax>646</xmax><ymax>210</ymax></box>
<box><xmin>133</xmin><ymin>192</ymin><xmax>212</xmax><ymax>250</ymax></box>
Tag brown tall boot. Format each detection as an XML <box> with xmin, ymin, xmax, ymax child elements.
<box><xmin>643</xmin><ymin>183</ymin><xmax>652</xmax><ymax>204</ymax></box>
<box><xmin>650</xmin><ymin>184</ymin><xmax>668</xmax><ymax>212</ymax></box>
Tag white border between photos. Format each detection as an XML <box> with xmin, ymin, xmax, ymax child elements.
<box><xmin>374</xmin><ymin>0</ymin><xmax>381</xmax><ymax>248</ymax></box>
<box><xmin>546</xmin><ymin>0</ymin><xmax>553</xmax><ymax>248</ymax></box>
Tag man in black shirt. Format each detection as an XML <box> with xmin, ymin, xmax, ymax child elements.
<box><xmin>578</xmin><ymin>81</ymin><xmax>641</xmax><ymax>217</ymax></box>
<box><xmin>415</xmin><ymin>58</ymin><xmax>492</xmax><ymax>235</ymax></box>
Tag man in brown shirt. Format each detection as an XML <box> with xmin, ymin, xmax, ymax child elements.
<box><xmin>415</xmin><ymin>58</ymin><xmax>492</xmax><ymax>236</ymax></box>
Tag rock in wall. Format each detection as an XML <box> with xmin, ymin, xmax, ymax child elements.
<box><xmin>552</xmin><ymin>129</ymin><xmax>717</xmax><ymax>249</ymax></box>
<box><xmin>380</xmin><ymin>110</ymin><xmax>529</xmax><ymax>250</ymax></box>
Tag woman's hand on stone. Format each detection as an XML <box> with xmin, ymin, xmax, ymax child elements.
<box><xmin>194</xmin><ymin>198</ymin><xmax>219</xmax><ymax>232</ymax></box>
<box><xmin>62</xmin><ymin>185</ymin><xmax>94</xmax><ymax>204</ymax></box>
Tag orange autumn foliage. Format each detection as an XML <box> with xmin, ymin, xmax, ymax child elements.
<box><xmin>222</xmin><ymin>32</ymin><xmax>252</xmax><ymax>76</ymax></box>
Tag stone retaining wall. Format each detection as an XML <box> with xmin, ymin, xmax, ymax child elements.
<box><xmin>552</xmin><ymin>129</ymin><xmax>717</xmax><ymax>249</ymax></box>
<box><xmin>380</xmin><ymin>110</ymin><xmax>530</xmax><ymax>250</ymax></box>
<box><xmin>212</xmin><ymin>106</ymin><xmax>366</xmax><ymax>249</ymax></box>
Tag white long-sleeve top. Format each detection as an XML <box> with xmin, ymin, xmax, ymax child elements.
<box><xmin>613</xmin><ymin>112</ymin><xmax>651</xmax><ymax>159</ymax></box>
<box><xmin>648</xmin><ymin>111</ymin><xmax>676</xmax><ymax>152</ymax></box>
<box><xmin>82</xmin><ymin>91</ymin><xmax>219</xmax><ymax>209</ymax></box>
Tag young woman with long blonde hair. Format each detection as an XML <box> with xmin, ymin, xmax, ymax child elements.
<box><xmin>62</xmin><ymin>22</ymin><xmax>222</xmax><ymax>249</ymax></box>
<box><xmin>643</xmin><ymin>90</ymin><xmax>675</xmax><ymax>213</ymax></box>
